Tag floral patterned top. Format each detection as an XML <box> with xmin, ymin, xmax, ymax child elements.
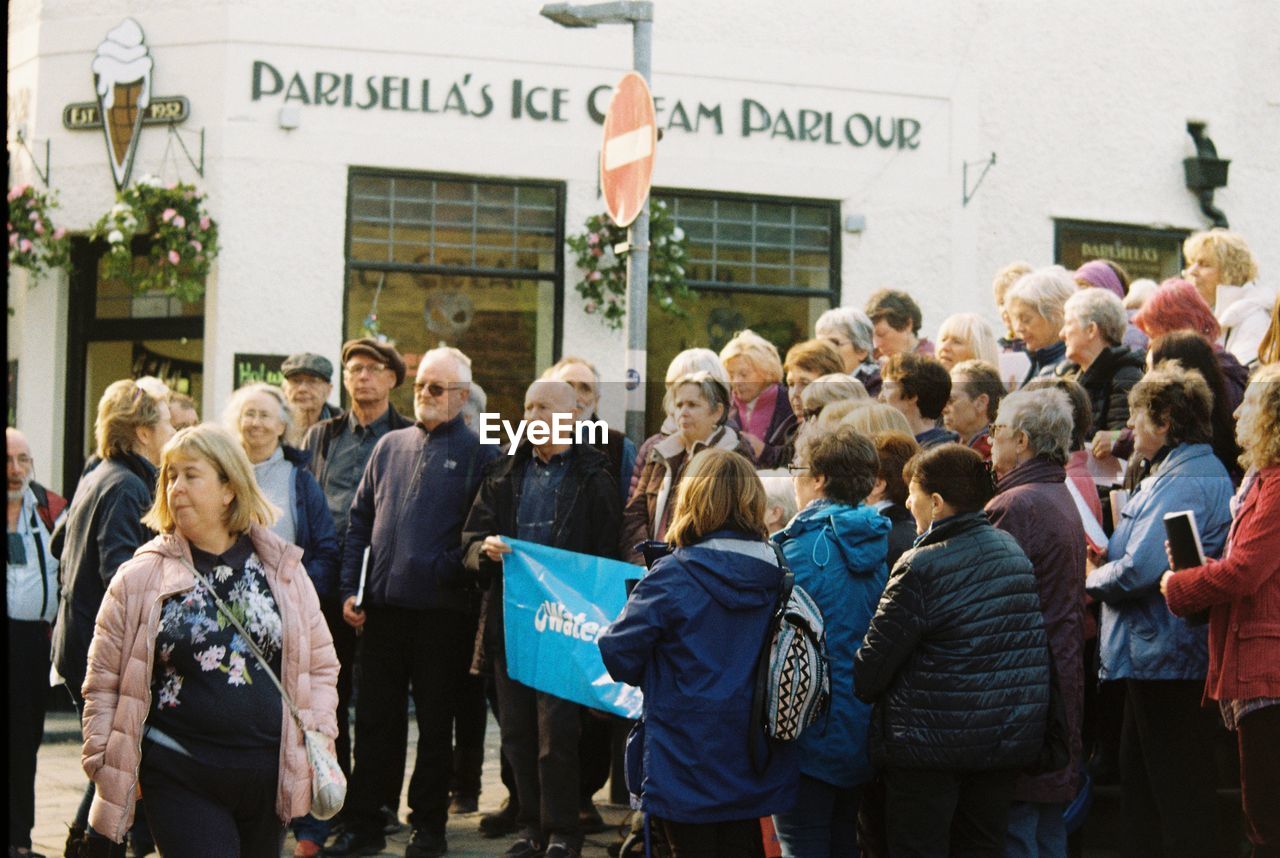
<box><xmin>147</xmin><ymin>535</ymin><xmax>283</xmax><ymax>767</ymax></box>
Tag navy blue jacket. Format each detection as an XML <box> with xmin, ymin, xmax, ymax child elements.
<box><xmin>281</xmin><ymin>446</ymin><xmax>340</xmax><ymax>601</ymax></box>
<box><xmin>774</xmin><ymin>500</ymin><xmax>890</xmax><ymax>789</ymax></box>
<box><xmin>340</xmin><ymin>415</ymin><xmax>498</xmax><ymax>613</ymax></box>
<box><xmin>598</xmin><ymin>531</ymin><xmax>800</xmax><ymax>822</ymax></box>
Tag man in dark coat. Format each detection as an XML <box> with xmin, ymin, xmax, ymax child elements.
<box><xmin>462</xmin><ymin>380</ymin><xmax>622</xmax><ymax>858</ymax></box>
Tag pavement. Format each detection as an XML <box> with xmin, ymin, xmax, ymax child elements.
<box><xmin>34</xmin><ymin>711</ymin><xmax>630</xmax><ymax>857</ymax></box>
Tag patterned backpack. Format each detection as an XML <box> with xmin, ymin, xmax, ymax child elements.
<box><xmin>750</xmin><ymin>545</ymin><xmax>830</xmax><ymax>770</ymax></box>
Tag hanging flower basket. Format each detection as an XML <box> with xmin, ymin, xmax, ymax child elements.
<box><xmin>8</xmin><ymin>184</ymin><xmax>70</xmax><ymax>276</ymax></box>
<box><xmin>566</xmin><ymin>199</ymin><xmax>693</xmax><ymax>330</ymax></box>
<box><xmin>92</xmin><ymin>176</ymin><xmax>219</xmax><ymax>303</ymax></box>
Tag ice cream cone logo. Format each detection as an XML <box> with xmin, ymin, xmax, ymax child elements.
<box><xmin>92</xmin><ymin>18</ymin><xmax>153</xmax><ymax>190</ymax></box>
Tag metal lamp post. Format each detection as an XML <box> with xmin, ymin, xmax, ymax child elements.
<box><xmin>540</xmin><ymin>1</ymin><xmax>654</xmax><ymax>443</ymax></box>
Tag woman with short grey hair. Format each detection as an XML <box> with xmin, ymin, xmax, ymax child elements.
<box><xmin>1007</xmin><ymin>266</ymin><xmax>1076</xmax><ymax>385</ymax></box>
<box><xmin>816</xmin><ymin>307</ymin><xmax>882</xmax><ymax>397</ymax></box>
<box><xmin>985</xmin><ymin>386</ymin><xmax>1087</xmax><ymax>854</ymax></box>
<box><xmin>1060</xmin><ymin>288</ymin><xmax>1145</xmax><ymax>438</ymax></box>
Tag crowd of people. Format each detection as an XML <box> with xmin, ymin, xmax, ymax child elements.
<box><xmin>6</xmin><ymin>225</ymin><xmax>1279</xmax><ymax>858</ymax></box>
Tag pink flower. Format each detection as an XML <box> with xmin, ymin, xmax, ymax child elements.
<box><xmin>591</xmin><ymin>247</ymin><xmax>602</xmax><ymax>257</ymax></box>
<box><xmin>53</xmin><ymin>227</ymin><xmax>66</xmax><ymax>239</ymax></box>
<box><xmin>199</xmin><ymin>217</ymin><xmax>211</xmax><ymax>230</ymax></box>
<box><xmin>172</xmin><ymin>215</ymin><xmax>186</xmax><ymax>229</ymax></box>
<box><xmin>168</xmin><ymin>249</ymin><xmax>181</xmax><ymax>264</ymax></box>
<box><xmin>189</xmin><ymin>240</ymin><xmax>202</xmax><ymax>252</ymax></box>
<box><xmin>587</xmin><ymin>270</ymin><xmax>602</xmax><ymax>282</ymax></box>
<box><xmin>9</xmin><ymin>233</ymin><xmax>18</xmax><ymax>248</ymax></box>
<box><xmin>29</xmin><ymin>211</ymin><xmax>39</xmax><ymax>221</ymax></box>
<box><xmin>19</xmin><ymin>238</ymin><xmax>33</xmax><ymax>252</ymax></box>
<box><xmin>587</xmin><ymin>232</ymin><xmax>599</xmax><ymax>246</ymax></box>
<box><xmin>585</xmin><ymin>301</ymin><xmax>598</xmax><ymax>314</ymax></box>
<box><xmin>161</xmin><ymin>208</ymin><xmax>177</xmax><ymax>223</ymax></box>
<box><xmin>166</xmin><ymin>182</ymin><xmax>178</xmax><ymax>190</ymax></box>
<box><xmin>7</xmin><ymin>184</ymin><xmax>29</xmax><ymax>202</ymax></box>
<box><xmin>33</xmin><ymin>221</ymin><xmax>44</xmax><ymax>235</ymax></box>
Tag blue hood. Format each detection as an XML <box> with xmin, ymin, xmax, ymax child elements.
<box><xmin>672</xmin><ymin>531</ymin><xmax>782</xmax><ymax>612</ymax></box>
<box><xmin>777</xmin><ymin>501</ymin><xmax>891</xmax><ymax>578</ymax></box>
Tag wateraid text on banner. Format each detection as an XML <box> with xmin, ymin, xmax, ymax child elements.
<box><xmin>502</xmin><ymin>538</ymin><xmax>643</xmax><ymax>719</ymax></box>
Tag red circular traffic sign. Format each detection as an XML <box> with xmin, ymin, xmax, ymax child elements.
<box><xmin>600</xmin><ymin>72</ymin><xmax>657</xmax><ymax>228</ymax></box>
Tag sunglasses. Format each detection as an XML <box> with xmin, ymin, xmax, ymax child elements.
<box><xmin>413</xmin><ymin>381</ymin><xmax>463</xmax><ymax>397</ymax></box>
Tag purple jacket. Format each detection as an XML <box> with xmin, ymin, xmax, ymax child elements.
<box><xmin>986</xmin><ymin>457</ymin><xmax>1086</xmax><ymax>804</ymax></box>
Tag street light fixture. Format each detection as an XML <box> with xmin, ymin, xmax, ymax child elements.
<box><xmin>540</xmin><ymin>1</ymin><xmax>654</xmax><ymax>444</ymax></box>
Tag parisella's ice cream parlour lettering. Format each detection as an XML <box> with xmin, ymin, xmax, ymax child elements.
<box><xmin>250</xmin><ymin>60</ymin><xmax>924</xmax><ymax>151</ymax></box>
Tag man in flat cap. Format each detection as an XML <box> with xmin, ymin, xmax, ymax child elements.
<box><xmin>282</xmin><ymin>352</ymin><xmax>339</xmax><ymax>444</ymax></box>
<box><xmin>293</xmin><ymin>338</ymin><xmax>413</xmax><ymax>854</ymax></box>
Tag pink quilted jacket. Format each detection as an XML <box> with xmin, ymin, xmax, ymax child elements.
<box><xmin>81</xmin><ymin>525</ymin><xmax>339</xmax><ymax>843</ymax></box>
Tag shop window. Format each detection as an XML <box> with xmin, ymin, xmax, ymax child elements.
<box><xmin>646</xmin><ymin>191</ymin><xmax>839</xmax><ymax>433</ymax></box>
<box><xmin>1054</xmin><ymin>219</ymin><xmax>1189</xmax><ymax>284</ymax></box>
<box><xmin>345</xmin><ymin>171</ymin><xmax>563</xmax><ymax>421</ymax></box>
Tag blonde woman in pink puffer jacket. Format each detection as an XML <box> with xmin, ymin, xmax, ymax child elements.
<box><xmin>81</xmin><ymin>425</ymin><xmax>339</xmax><ymax>856</ymax></box>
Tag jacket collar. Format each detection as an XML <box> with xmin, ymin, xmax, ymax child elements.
<box><xmin>146</xmin><ymin>523</ymin><xmax>301</xmax><ymax>584</ymax></box>
<box><xmin>653</xmin><ymin>425</ymin><xmax>740</xmax><ymax>461</ymax></box>
<box><xmin>913</xmin><ymin>509</ymin><xmax>988</xmax><ymax>549</ymax></box>
<box><xmin>1029</xmin><ymin>340</ymin><xmax>1067</xmax><ymax>370</ymax></box>
<box><xmin>417</xmin><ymin>412</ymin><xmax>466</xmax><ymax>438</ymax></box>
<box><xmin>996</xmin><ymin>455</ymin><xmax>1065</xmax><ymax>493</ymax></box>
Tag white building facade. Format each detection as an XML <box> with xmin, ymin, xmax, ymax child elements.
<box><xmin>8</xmin><ymin>0</ymin><xmax>1279</xmax><ymax>494</ymax></box>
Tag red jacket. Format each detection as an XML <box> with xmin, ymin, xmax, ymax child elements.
<box><xmin>1164</xmin><ymin>465</ymin><xmax>1280</xmax><ymax>703</ymax></box>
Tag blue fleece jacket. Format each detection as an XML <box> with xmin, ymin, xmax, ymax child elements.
<box><xmin>774</xmin><ymin>500</ymin><xmax>890</xmax><ymax>788</ymax></box>
<box><xmin>340</xmin><ymin>415</ymin><xmax>498</xmax><ymax>613</ymax></box>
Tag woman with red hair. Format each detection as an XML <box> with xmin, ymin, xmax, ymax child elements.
<box><xmin>1133</xmin><ymin>279</ymin><xmax>1247</xmax><ymax>411</ymax></box>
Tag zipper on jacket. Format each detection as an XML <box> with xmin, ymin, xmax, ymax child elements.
<box><xmin>118</xmin><ymin>575</ymin><xmax>193</xmax><ymax>842</ymax></box>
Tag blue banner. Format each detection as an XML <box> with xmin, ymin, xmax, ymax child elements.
<box><xmin>502</xmin><ymin>538</ymin><xmax>643</xmax><ymax>719</ymax></box>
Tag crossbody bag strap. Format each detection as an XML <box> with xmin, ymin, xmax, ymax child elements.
<box><xmin>178</xmin><ymin>555</ymin><xmax>305</xmax><ymax>731</ymax></box>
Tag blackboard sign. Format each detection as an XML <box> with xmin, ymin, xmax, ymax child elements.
<box><xmin>234</xmin><ymin>353</ymin><xmax>287</xmax><ymax>388</ymax></box>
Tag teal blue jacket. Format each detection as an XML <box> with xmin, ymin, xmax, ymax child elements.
<box><xmin>774</xmin><ymin>500</ymin><xmax>890</xmax><ymax>788</ymax></box>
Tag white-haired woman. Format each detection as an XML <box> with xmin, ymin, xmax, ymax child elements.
<box><xmin>1007</xmin><ymin>266</ymin><xmax>1077</xmax><ymax>386</ymax></box>
<box><xmin>935</xmin><ymin>313</ymin><xmax>1000</xmax><ymax>371</ymax></box>
<box><xmin>621</xmin><ymin>372</ymin><xmax>753</xmax><ymax>563</ymax></box>
<box><xmin>628</xmin><ymin>349</ymin><xmax>729</xmax><ymax>501</ymax></box>
<box><xmin>223</xmin><ymin>383</ymin><xmax>339</xmax><ymax>607</ymax></box>
<box><xmin>799</xmin><ymin>373</ymin><xmax>868</xmax><ymax>423</ymax></box>
<box><xmin>816</xmin><ymin>307</ymin><xmax>882</xmax><ymax>397</ymax></box>
<box><xmin>80</xmin><ymin>425</ymin><xmax>339</xmax><ymax>857</ymax></box>
<box><xmin>1060</xmin><ymin>288</ymin><xmax>1146</xmax><ymax>440</ymax></box>
<box><xmin>720</xmin><ymin>329</ymin><xmax>793</xmax><ymax>458</ymax></box>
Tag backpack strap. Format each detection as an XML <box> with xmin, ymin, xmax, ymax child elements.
<box><xmin>749</xmin><ymin>542</ymin><xmax>794</xmax><ymax>774</ymax></box>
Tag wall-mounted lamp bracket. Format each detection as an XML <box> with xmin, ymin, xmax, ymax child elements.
<box><xmin>165</xmin><ymin>122</ymin><xmax>205</xmax><ymax>178</ymax></box>
<box><xmin>14</xmin><ymin>128</ymin><xmax>51</xmax><ymax>186</ymax></box>
<box><xmin>963</xmin><ymin>152</ymin><xmax>997</xmax><ymax>206</ymax></box>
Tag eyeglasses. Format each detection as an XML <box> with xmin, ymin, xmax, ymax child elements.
<box><xmin>787</xmin><ymin>462</ymin><xmax>810</xmax><ymax>474</ymax></box>
<box><xmin>413</xmin><ymin>381</ymin><xmax>464</xmax><ymax>397</ymax></box>
<box><xmin>6</xmin><ymin>455</ymin><xmax>33</xmax><ymax>467</ymax></box>
<box><xmin>344</xmin><ymin>362</ymin><xmax>387</xmax><ymax>376</ymax></box>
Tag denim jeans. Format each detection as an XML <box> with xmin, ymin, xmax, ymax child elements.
<box><xmin>772</xmin><ymin>774</ymin><xmax>862</xmax><ymax>858</ymax></box>
<box><xmin>1004</xmin><ymin>800</ymin><xmax>1066</xmax><ymax>858</ymax></box>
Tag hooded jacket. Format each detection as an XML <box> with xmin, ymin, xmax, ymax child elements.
<box><xmin>1087</xmin><ymin>443</ymin><xmax>1233</xmax><ymax>681</ymax></box>
<box><xmin>598</xmin><ymin>532</ymin><xmax>800</xmax><ymax>822</ymax></box>
<box><xmin>986</xmin><ymin>457</ymin><xmax>1086</xmax><ymax>803</ymax></box>
<box><xmin>1216</xmin><ymin>281</ymin><xmax>1278</xmax><ymax>368</ymax></box>
<box><xmin>774</xmin><ymin>500</ymin><xmax>890</xmax><ymax>789</ymax></box>
<box><xmin>854</xmin><ymin>511</ymin><xmax>1050</xmax><ymax>771</ymax></box>
<box><xmin>80</xmin><ymin>526</ymin><xmax>339</xmax><ymax>843</ymax></box>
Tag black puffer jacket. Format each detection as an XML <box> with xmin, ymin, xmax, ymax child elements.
<box><xmin>853</xmin><ymin>511</ymin><xmax>1050</xmax><ymax>771</ymax></box>
<box><xmin>1064</xmin><ymin>345</ymin><xmax>1146</xmax><ymax>437</ymax></box>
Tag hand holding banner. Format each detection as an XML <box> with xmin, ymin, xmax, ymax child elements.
<box><xmin>501</xmin><ymin>538</ymin><xmax>643</xmax><ymax>719</ymax></box>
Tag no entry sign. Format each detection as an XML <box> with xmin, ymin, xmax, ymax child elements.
<box><xmin>600</xmin><ymin>72</ymin><xmax>657</xmax><ymax>228</ymax></box>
